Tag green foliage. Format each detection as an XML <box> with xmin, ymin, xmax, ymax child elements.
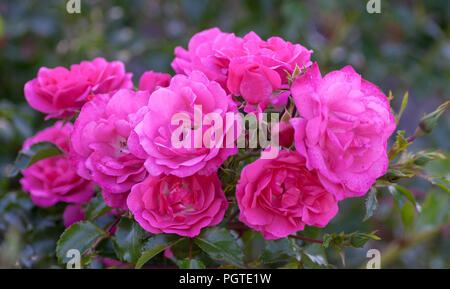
<box><xmin>10</xmin><ymin>142</ymin><xmax>64</xmax><ymax>177</ymax></box>
<box><xmin>0</xmin><ymin>0</ymin><xmax>449</xmax><ymax>269</ymax></box>
<box><xmin>112</xmin><ymin>218</ymin><xmax>149</xmax><ymax>264</ymax></box>
<box><xmin>177</xmin><ymin>258</ymin><xmax>206</xmax><ymax>269</ymax></box>
<box><xmin>56</xmin><ymin>221</ymin><xmax>107</xmax><ymax>264</ymax></box>
<box><xmin>194</xmin><ymin>228</ymin><xmax>244</xmax><ymax>268</ymax></box>
<box><xmin>363</xmin><ymin>187</ymin><xmax>378</xmax><ymax>221</ymax></box>
<box><xmin>84</xmin><ymin>193</ymin><xmax>112</xmax><ymax>221</ymax></box>
<box><xmin>136</xmin><ymin>234</ymin><xmax>185</xmax><ymax>269</ymax></box>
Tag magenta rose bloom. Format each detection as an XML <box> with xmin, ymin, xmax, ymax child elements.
<box><xmin>236</xmin><ymin>150</ymin><xmax>338</xmax><ymax>239</ymax></box>
<box><xmin>127</xmin><ymin>173</ymin><xmax>228</xmax><ymax>237</ymax></box>
<box><xmin>226</xmin><ymin>32</ymin><xmax>312</xmax><ymax>112</ymax></box>
<box><xmin>171</xmin><ymin>27</ymin><xmax>245</xmax><ymax>90</ymax></box>
<box><xmin>237</xmin><ymin>150</ymin><xmax>338</xmax><ymax>239</ymax></box>
<box><xmin>290</xmin><ymin>63</ymin><xmax>396</xmax><ymax>200</ymax></box>
<box><xmin>24</xmin><ymin>58</ymin><xmax>133</xmax><ymax>118</ymax></box>
<box><xmin>70</xmin><ymin>57</ymin><xmax>133</xmax><ymax>94</ymax></box>
<box><xmin>69</xmin><ymin>89</ymin><xmax>149</xmax><ymax>208</ymax></box>
<box><xmin>20</xmin><ymin>122</ymin><xmax>94</xmax><ymax>207</ymax></box>
<box><xmin>242</xmin><ymin>31</ymin><xmax>313</xmax><ymax>83</ymax></box>
<box><xmin>138</xmin><ymin>70</ymin><xmax>171</xmax><ymax>92</ymax></box>
<box><xmin>128</xmin><ymin>71</ymin><xmax>238</xmax><ymax>178</ymax></box>
<box><xmin>227</xmin><ymin>55</ymin><xmax>282</xmax><ymax>113</ymax></box>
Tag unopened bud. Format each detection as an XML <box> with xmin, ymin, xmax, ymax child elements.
<box><xmin>418</xmin><ymin>101</ymin><xmax>448</xmax><ymax>134</ymax></box>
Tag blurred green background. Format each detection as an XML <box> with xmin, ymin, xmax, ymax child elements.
<box><xmin>0</xmin><ymin>0</ymin><xmax>448</xmax><ymax>268</ymax></box>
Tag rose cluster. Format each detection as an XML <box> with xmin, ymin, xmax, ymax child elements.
<box><xmin>20</xmin><ymin>28</ymin><xmax>395</xmax><ymax>239</ymax></box>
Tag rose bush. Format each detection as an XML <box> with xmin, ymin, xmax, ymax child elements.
<box><xmin>9</xmin><ymin>27</ymin><xmax>448</xmax><ymax>269</ymax></box>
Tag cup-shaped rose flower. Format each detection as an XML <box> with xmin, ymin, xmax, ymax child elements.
<box><xmin>290</xmin><ymin>63</ymin><xmax>396</xmax><ymax>200</ymax></box>
<box><xmin>227</xmin><ymin>55</ymin><xmax>282</xmax><ymax>113</ymax></box>
<box><xmin>24</xmin><ymin>58</ymin><xmax>133</xmax><ymax>118</ymax></box>
<box><xmin>70</xmin><ymin>57</ymin><xmax>133</xmax><ymax>95</ymax></box>
<box><xmin>128</xmin><ymin>71</ymin><xmax>238</xmax><ymax>178</ymax></box>
<box><xmin>171</xmin><ymin>27</ymin><xmax>245</xmax><ymax>90</ymax></box>
<box><xmin>20</xmin><ymin>122</ymin><xmax>94</xmax><ymax>207</ymax></box>
<box><xmin>236</xmin><ymin>150</ymin><xmax>338</xmax><ymax>239</ymax></box>
<box><xmin>242</xmin><ymin>31</ymin><xmax>313</xmax><ymax>84</ymax></box>
<box><xmin>24</xmin><ymin>67</ymin><xmax>91</xmax><ymax>118</ymax></box>
<box><xmin>138</xmin><ymin>71</ymin><xmax>171</xmax><ymax>92</ymax></box>
<box><xmin>69</xmin><ymin>89</ymin><xmax>150</xmax><ymax>209</ymax></box>
<box><xmin>127</xmin><ymin>173</ymin><xmax>228</xmax><ymax>237</ymax></box>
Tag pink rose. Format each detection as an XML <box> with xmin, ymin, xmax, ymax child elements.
<box><xmin>24</xmin><ymin>58</ymin><xmax>133</xmax><ymax>118</ymax></box>
<box><xmin>236</xmin><ymin>150</ymin><xmax>338</xmax><ymax>239</ymax></box>
<box><xmin>127</xmin><ymin>173</ymin><xmax>228</xmax><ymax>237</ymax></box>
<box><xmin>70</xmin><ymin>57</ymin><xmax>133</xmax><ymax>94</ymax></box>
<box><xmin>128</xmin><ymin>71</ymin><xmax>238</xmax><ymax>178</ymax></box>
<box><xmin>290</xmin><ymin>63</ymin><xmax>396</xmax><ymax>200</ymax></box>
<box><xmin>273</xmin><ymin>121</ymin><xmax>295</xmax><ymax>148</ymax></box>
<box><xmin>20</xmin><ymin>122</ymin><xmax>94</xmax><ymax>207</ymax></box>
<box><xmin>63</xmin><ymin>203</ymin><xmax>86</xmax><ymax>228</ymax></box>
<box><xmin>138</xmin><ymin>71</ymin><xmax>171</xmax><ymax>92</ymax></box>
<box><xmin>171</xmin><ymin>27</ymin><xmax>245</xmax><ymax>90</ymax></box>
<box><xmin>69</xmin><ymin>89</ymin><xmax>149</xmax><ymax>209</ymax></box>
<box><xmin>24</xmin><ymin>67</ymin><xmax>91</xmax><ymax>118</ymax></box>
<box><xmin>227</xmin><ymin>55</ymin><xmax>281</xmax><ymax>113</ymax></box>
<box><xmin>242</xmin><ymin>32</ymin><xmax>313</xmax><ymax>83</ymax></box>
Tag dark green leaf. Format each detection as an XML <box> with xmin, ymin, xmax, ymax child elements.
<box><xmin>177</xmin><ymin>258</ymin><xmax>206</xmax><ymax>269</ymax></box>
<box><xmin>389</xmin><ymin>186</ymin><xmax>417</xmax><ymax>227</ymax></box>
<box><xmin>113</xmin><ymin>218</ymin><xmax>149</xmax><ymax>264</ymax></box>
<box><xmin>301</xmin><ymin>243</ymin><xmax>331</xmax><ymax>268</ymax></box>
<box><xmin>56</xmin><ymin>221</ymin><xmax>107</xmax><ymax>264</ymax></box>
<box><xmin>241</xmin><ymin>230</ymin><xmax>265</xmax><ymax>263</ymax></box>
<box><xmin>363</xmin><ymin>187</ymin><xmax>378</xmax><ymax>221</ymax></box>
<box><xmin>10</xmin><ymin>141</ymin><xmax>64</xmax><ymax>177</ymax></box>
<box><xmin>194</xmin><ymin>227</ymin><xmax>244</xmax><ymax>268</ymax></box>
<box><xmin>85</xmin><ymin>193</ymin><xmax>112</xmax><ymax>221</ymax></box>
<box><xmin>136</xmin><ymin>234</ymin><xmax>185</xmax><ymax>269</ymax></box>
<box><xmin>261</xmin><ymin>238</ymin><xmax>296</xmax><ymax>264</ymax></box>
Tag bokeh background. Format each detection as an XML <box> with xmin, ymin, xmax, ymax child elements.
<box><xmin>0</xmin><ymin>0</ymin><xmax>448</xmax><ymax>268</ymax></box>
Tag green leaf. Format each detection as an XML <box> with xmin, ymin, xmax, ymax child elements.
<box><xmin>194</xmin><ymin>227</ymin><xmax>244</xmax><ymax>268</ymax></box>
<box><xmin>261</xmin><ymin>238</ymin><xmax>296</xmax><ymax>264</ymax></box>
<box><xmin>56</xmin><ymin>221</ymin><xmax>107</xmax><ymax>264</ymax></box>
<box><xmin>389</xmin><ymin>186</ymin><xmax>416</xmax><ymax>228</ymax></box>
<box><xmin>393</xmin><ymin>185</ymin><xmax>421</xmax><ymax>212</ymax></box>
<box><xmin>363</xmin><ymin>187</ymin><xmax>378</xmax><ymax>221</ymax></box>
<box><xmin>349</xmin><ymin>232</ymin><xmax>381</xmax><ymax>248</ymax></box>
<box><xmin>85</xmin><ymin>193</ymin><xmax>112</xmax><ymax>221</ymax></box>
<box><xmin>388</xmin><ymin>131</ymin><xmax>410</xmax><ymax>161</ymax></box>
<box><xmin>396</xmin><ymin>91</ymin><xmax>408</xmax><ymax>125</ymax></box>
<box><xmin>301</xmin><ymin>243</ymin><xmax>331</xmax><ymax>268</ymax></box>
<box><xmin>415</xmin><ymin>191</ymin><xmax>450</xmax><ymax>232</ymax></box>
<box><xmin>135</xmin><ymin>234</ymin><xmax>185</xmax><ymax>269</ymax></box>
<box><xmin>322</xmin><ymin>231</ymin><xmax>380</xmax><ymax>249</ymax></box>
<box><xmin>10</xmin><ymin>141</ymin><xmax>64</xmax><ymax>177</ymax></box>
<box><xmin>381</xmin><ymin>168</ymin><xmax>413</xmax><ymax>182</ymax></box>
<box><xmin>431</xmin><ymin>177</ymin><xmax>450</xmax><ymax>194</ymax></box>
<box><xmin>241</xmin><ymin>230</ymin><xmax>265</xmax><ymax>263</ymax></box>
<box><xmin>113</xmin><ymin>218</ymin><xmax>149</xmax><ymax>264</ymax></box>
<box><xmin>177</xmin><ymin>258</ymin><xmax>206</xmax><ymax>269</ymax></box>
